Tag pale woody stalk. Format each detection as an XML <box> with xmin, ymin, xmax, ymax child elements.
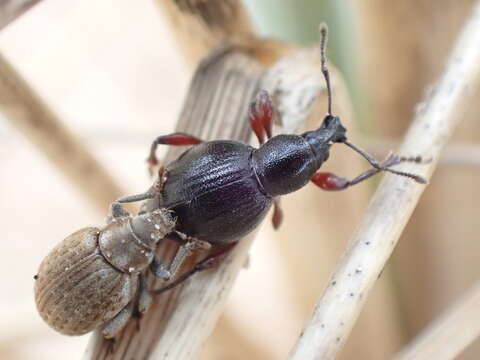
<box><xmin>288</xmin><ymin>2</ymin><xmax>480</xmax><ymax>359</ymax></box>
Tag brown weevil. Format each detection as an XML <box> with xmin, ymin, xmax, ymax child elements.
<box><xmin>145</xmin><ymin>24</ymin><xmax>428</xmax><ymax>292</ymax></box>
<box><xmin>34</xmin><ymin>187</ymin><xmax>211</xmax><ymax>338</ymax></box>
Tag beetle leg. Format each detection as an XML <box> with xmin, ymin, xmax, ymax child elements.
<box><xmin>109</xmin><ymin>202</ymin><xmax>131</xmax><ymax>220</ymax></box>
<box><xmin>147</xmin><ymin>132</ymin><xmax>203</xmax><ymax>169</ymax></box>
<box><xmin>168</xmin><ymin>238</ymin><xmax>211</xmax><ymax>279</ymax></box>
<box><xmin>102</xmin><ymin>301</ymin><xmax>135</xmax><ymax>339</ymax></box>
<box><xmin>110</xmin><ymin>191</ymin><xmax>156</xmax><ymax>220</ymax></box>
<box><xmin>174</xmin><ymin>231</ymin><xmax>211</xmax><ymax>250</ymax></box>
<box><xmin>311</xmin><ymin>153</ymin><xmax>428</xmax><ymax>191</ymax></box>
<box><xmin>137</xmin><ymin>274</ymin><xmax>152</xmax><ymax>314</ymax></box>
<box><xmin>108</xmin><ymin>177</ymin><xmax>165</xmax><ymax>222</ymax></box>
<box><xmin>150</xmin><ymin>238</ymin><xmax>211</xmax><ymax>281</ymax></box>
<box><xmin>153</xmin><ymin>242</ymin><xmax>237</xmax><ymax>295</ymax></box>
<box><xmin>272</xmin><ymin>197</ymin><xmax>283</xmax><ymax>229</ymax></box>
<box><xmin>249</xmin><ymin>90</ymin><xmax>274</xmax><ymax>145</ymax></box>
<box><xmin>115</xmin><ymin>187</ymin><xmax>159</xmax><ymax>205</ymax></box>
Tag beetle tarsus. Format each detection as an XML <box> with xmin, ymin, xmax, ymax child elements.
<box><xmin>109</xmin><ymin>202</ymin><xmax>131</xmax><ymax>220</ymax></box>
<box><xmin>108</xmin><ymin>185</ymin><xmax>163</xmax><ymax>222</ymax></box>
<box><xmin>150</xmin><ymin>255</ymin><xmax>173</xmax><ymax>281</ymax></box>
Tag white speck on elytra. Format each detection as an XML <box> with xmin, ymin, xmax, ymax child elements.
<box><xmin>147</xmin><ymin>218</ymin><xmax>152</xmax><ymax>222</ymax></box>
<box><xmin>128</xmin><ymin>267</ymin><xmax>135</xmax><ymax>273</ymax></box>
<box><xmin>154</xmin><ymin>224</ymin><xmax>160</xmax><ymax>230</ymax></box>
<box><xmin>65</xmin><ymin>267</ymin><xmax>69</xmax><ymax>271</ymax></box>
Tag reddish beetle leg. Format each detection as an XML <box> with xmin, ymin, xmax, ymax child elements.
<box><xmin>147</xmin><ymin>132</ymin><xmax>204</xmax><ymax>174</ymax></box>
<box><xmin>249</xmin><ymin>90</ymin><xmax>274</xmax><ymax>145</ymax></box>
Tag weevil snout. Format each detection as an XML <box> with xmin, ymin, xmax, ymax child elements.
<box><xmin>321</xmin><ymin>115</ymin><xmax>347</xmax><ymax>144</ymax></box>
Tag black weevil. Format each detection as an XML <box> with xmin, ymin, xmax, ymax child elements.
<box><xmin>121</xmin><ymin>24</ymin><xmax>427</xmax><ymax>291</ymax></box>
<box><xmin>34</xmin><ymin>25</ymin><xmax>427</xmax><ymax>339</ymax></box>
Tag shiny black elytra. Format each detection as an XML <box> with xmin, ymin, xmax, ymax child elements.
<box><xmin>159</xmin><ymin>111</ymin><xmax>349</xmax><ymax>244</ymax></box>
<box><xmin>119</xmin><ymin>24</ymin><xmax>427</xmax><ymax>292</ymax></box>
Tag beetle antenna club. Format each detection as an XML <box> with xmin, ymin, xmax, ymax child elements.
<box><xmin>319</xmin><ymin>23</ymin><xmax>333</xmax><ymax>116</ymax></box>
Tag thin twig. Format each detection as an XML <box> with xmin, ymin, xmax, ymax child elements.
<box><xmin>0</xmin><ymin>0</ymin><xmax>41</xmax><ymax>31</ymax></box>
<box><xmin>394</xmin><ymin>280</ymin><xmax>480</xmax><ymax>360</ymax></box>
<box><xmin>0</xmin><ymin>53</ymin><xmax>126</xmax><ymax>212</ymax></box>
<box><xmin>288</xmin><ymin>3</ymin><xmax>480</xmax><ymax>359</ymax></box>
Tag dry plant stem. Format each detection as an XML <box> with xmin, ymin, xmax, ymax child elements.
<box><xmin>84</xmin><ymin>42</ymin><xmax>263</xmax><ymax>360</ymax></box>
<box><xmin>288</xmin><ymin>3</ymin><xmax>480</xmax><ymax>360</ymax></box>
<box><xmin>0</xmin><ymin>53</ymin><xmax>126</xmax><ymax>211</ymax></box>
<box><xmin>84</xmin><ymin>39</ymin><xmax>346</xmax><ymax>359</ymax></box>
<box><xmin>150</xmin><ymin>49</ymin><xmax>339</xmax><ymax>360</ymax></box>
<box><xmin>362</xmin><ymin>138</ymin><xmax>480</xmax><ymax>168</ymax></box>
<box><xmin>154</xmin><ymin>0</ymin><xmax>252</xmax><ymax>65</ymax></box>
<box><xmin>200</xmin><ymin>314</ymin><xmax>278</xmax><ymax>359</ymax></box>
<box><xmin>394</xmin><ymin>280</ymin><xmax>480</xmax><ymax>360</ymax></box>
<box><xmin>0</xmin><ymin>0</ymin><xmax>41</xmax><ymax>31</ymax></box>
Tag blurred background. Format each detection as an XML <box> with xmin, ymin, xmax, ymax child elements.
<box><xmin>1</xmin><ymin>0</ymin><xmax>479</xmax><ymax>359</ymax></box>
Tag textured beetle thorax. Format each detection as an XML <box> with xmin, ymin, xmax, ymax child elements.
<box><xmin>131</xmin><ymin>209</ymin><xmax>176</xmax><ymax>248</ymax></box>
<box><xmin>98</xmin><ymin>209</ymin><xmax>175</xmax><ymax>274</ymax></box>
<box><xmin>252</xmin><ymin>134</ymin><xmax>319</xmax><ymax>197</ymax></box>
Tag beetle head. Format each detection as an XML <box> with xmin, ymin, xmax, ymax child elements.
<box><xmin>319</xmin><ymin>114</ymin><xmax>347</xmax><ymax>144</ymax></box>
<box><xmin>301</xmin><ymin>114</ymin><xmax>347</xmax><ymax>167</ymax></box>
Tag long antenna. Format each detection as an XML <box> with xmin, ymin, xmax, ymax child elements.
<box><xmin>318</xmin><ymin>24</ymin><xmax>427</xmax><ymax>185</ymax></box>
<box><xmin>343</xmin><ymin>140</ymin><xmax>428</xmax><ymax>184</ymax></box>
<box><xmin>319</xmin><ymin>23</ymin><xmax>332</xmax><ymax>115</ymax></box>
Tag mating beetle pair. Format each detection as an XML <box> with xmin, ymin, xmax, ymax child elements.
<box><xmin>34</xmin><ymin>24</ymin><xmax>426</xmax><ymax>338</ymax></box>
